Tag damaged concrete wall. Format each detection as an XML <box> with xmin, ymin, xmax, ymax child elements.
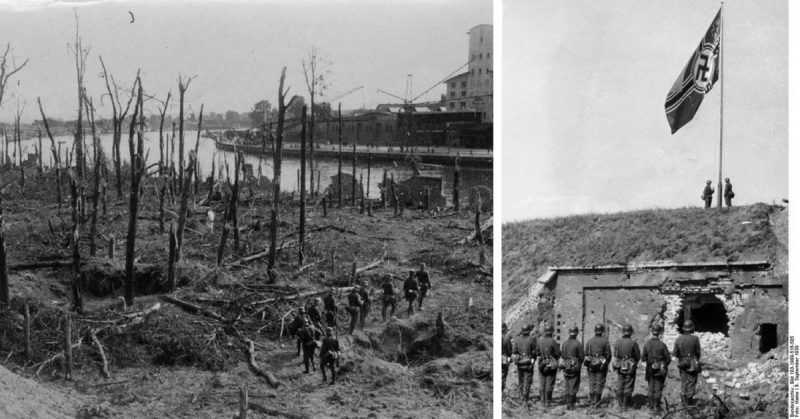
<box><xmin>726</xmin><ymin>288</ymin><xmax>788</xmax><ymax>358</ymax></box>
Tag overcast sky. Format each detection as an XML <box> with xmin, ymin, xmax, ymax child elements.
<box><xmin>0</xmin><ymin>0</ymin><xmax>491</xmax><ymax>122</ymax></box>
<box><xmin>502</xmin><ymin>0</ymin><xmax>787</xmax><ymax>220</ymax></box>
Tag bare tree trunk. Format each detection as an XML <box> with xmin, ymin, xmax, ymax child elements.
<box><xmin>86</xmin><ymin>97</ymin><xmax>101</xmax><ymax>257</ymax></box>
<box><xmin>337</xmin><ymin>103</ymin><xmax>342</xmax><ymax>208</ymax></box>
<box><xmin>167</xmin><ymin>223</ymin><xmax>176</xmax><ymax>291</ymax></box>
<box><xmin>299</xmin><ymin>106</ymin><xmax>307</xmax><ymax>266</ymax></box>
<box><xmin>0</xmin><ymin>196</ymin><xmax>7</xmax><ymax>307</ymax></box>
<box><xmin>453</xmin><ymin>158</ymin><xmax>460</xmax><ymax>212</ymax></box>
<box><xmin>194</xmin><ymin>104</ymin><xmax>204</xmax><ymax>195</ymax></box>
<box><xmin>124</xmin><ymin>76</ymin><xmax>143</xmax><ymax>307</ymax></box>
<box><xmin>175</xmin><ymin>153</ymin><xmax>195</xmax><ymax>264</ymax></box>
<box><xmin>381</xmin><ymin>169</ymin><xmax>387</xmax><ymax>208</ymax></box>
<box><xmin>69</xmin><ymin>173</ymin><xmax>83</xmax><ymax>313</ymax></box>
<box><xmin>37</xmin><ymin>129</ymin><xmax>43</xmax><ymax>174</ymax></box>
<box><xmin>267</xmin><ymin>67</ymin><xmax>296</xmax><ymax>282</ymax></box>
<box><xmin>367</xmin><ymin>154</ymin><xmax>371</xmax><ymax>199</ymax></box>
<box><xmin>158</xmin><ymin>91</ymin><xmax>171</xmax><ymax>176</ymax></box>
<box><xmin>177</xmin><ymin>77</ymin><xmax>194</xmax><ymax>195</ymax></box>
<box><xmin>351</xmin><ymin>129</ymin><xmax>357</xmax><ymax>207</ymax></box>
<box><xmin>232</xmin><ymin>150</ymin><xmax>241</xmax><ymax>252</ymax></box>
<box><xmin>63</xmin><ymin>312</ymin><xmax>73</xmax><ymax>380</ymax></box>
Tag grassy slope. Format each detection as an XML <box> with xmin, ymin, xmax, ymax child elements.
<box><xmin>502</xmin><ymin>203</ymin><xmax>787</xmax><ymax>313</ymax></box>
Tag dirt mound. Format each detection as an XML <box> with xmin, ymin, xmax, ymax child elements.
<box><xmin>0</xmin><ymin>364</ymin><xmax>89</xmax><ymax>418</ymax></box>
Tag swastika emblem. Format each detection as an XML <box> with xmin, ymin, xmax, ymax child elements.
<box><xmin>692</xmin><ymin>43</ymin><xmax>718</xmax><ymax>93</ymax></box>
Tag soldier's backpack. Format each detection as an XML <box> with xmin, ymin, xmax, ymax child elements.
<box><xmin>649</xmin><ymin>360</ymin><xmax>667</xmax><ymax>377</ymax></box>
<box><xmin>541</xmin><ymin>356</ymin><xmax>559</xmax><ymax>373</ymax></box>
<box><xmin>686</xmin><ymin>356</ymin><xmax>702</xmax><ymax>373</ymax></box>
<box><xmin>615</xmin><ymin>357</ymin><xmax>635</xmax><ymax>375</ymax></box>
<box><xmin>562</xmin><ymin>357</ymin><xmax>581</xmax><ymax>377</ymax></box>
<box><xmin>516</xmin><ymin>351</ymin><xmax>533</xmax><ymax>368</ymax></box>
<box><xmin>584</xmin><ymin>355</ymin><xmax>605</xmax><ymax>372</ymax></box>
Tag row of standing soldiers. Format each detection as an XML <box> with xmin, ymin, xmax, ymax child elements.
<box><xmin>502</xmin><ymin>320</ymin><xmax>702</xmax><ymax>414</ymax></box>
<box><xmin>286</xmin><ymin>264</ymin><xmax>432</xmax><ymax>384</ymax></box>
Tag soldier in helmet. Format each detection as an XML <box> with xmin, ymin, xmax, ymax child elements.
<box><xmin>297</xmin><ymin>319</ymin><xmax>322</xmax><ymax>374</ymax></box>
<box><xmin>673</xmin><ymin>319</ymin><xmax>702</xmax><ymax>407</ymax></box>
<box><xmin>613</xmin><ymin>323</ymin><xmax>640</xmax><ymax>412</ymax></box>
<box><xmin>537</xmin><ymin>324</ymin><xmax>561</xmax><ymax>409</ymax></box>
<box><xmin>306</xmin><ymin>298</ymin><xmax>323</xmax><ymax>330</ymax></box>
<box><xmin>702</xmin><ymin>180</ymin><xmax>715</xmax><ymax>209</ymax></box>
<box><xmin>512</xmin><ymin>324</ymin><xmax>537</xmax><ymax>406</ymax></box>
<box><xmin>323</xmin><ymin>287</ymin><xmax>338</xmax><ymax>327</ymax></box>
<box><xmin>416</xmin><ymin>263</ymin><xmax>432</xmax><ymax>310</ymax></box>
<box><xmin>724</xmin><ymin>178</ymin><xmax>735</xmax><ymax>207</ymax></box>
<box><xmin>290</xmin><ymin>307</ymin><xmax>308</xmax><ymax>357</ymax></box>
<box><xmin>381</xmin><ymin>276</ymin><xmax>397</xmax><ymax>321</ymax></box>
<box><xmin>501</xmin><ymin>322</ymin><xmax>512</xmax><ymax>394</ymax></box>
<box><xmin>403</xmin><ymin>270</ymin><xmax>419</xmax><ymax>317</ymax></box>
<box><xmin>346</xmin><ymin>286</ymin><xmax>362</xmax><ymax>335</ymax></box>
<box><xmin>584</xmin><ymin>323</ymin><xmax>611</xmax><ymax>409</ymax></box>
<box><xmin>319</xmin><ymin>327</ymin><xmax>340</xmax><ymax>384</ymax></box>
<box><xmin>642</xmin><ymin>323</ymin><xmax>671</xmax><ymax>414</ymax></box>
<box><xmin>357</xmin><ymin>280</ymin><xmax>371</xmax><ymax>330</ymax></box>
<box><xmin>560</xmin><ymin>326</ymin><xmax>585</xmax><ymax>410</ymax></box>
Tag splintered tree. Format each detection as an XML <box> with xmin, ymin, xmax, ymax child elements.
<box><xmin>37</xmin><ymin>98</ymin><xmax>62</xmax><ymax>204</ymax></box>
<box><xmin>124</xmin><ymin>75</ymin><xmax>144</xmax><ymax>307</ymax></box>
<box><xmin>267</xmin><ymin>67</ymin><xmax>298</xmax><ymax>282</ymax></box>
<box><xmin>0</xmin><ymin>43</ymin><xmax>29</xmax><ymax>109</ymax></box>
<box><xmin>70</xmin><ymin>13</ymin><xmax>90</xmax><ymax>181</ymax></box>
<box><xmin>299</xmin><ymin>106</ymin><xmax>307</xmax><ymax>265</ymax></box>
<box><xmin>177</xmin><ymin>76</ymin><xmax>195</xmax><ymax>195</ymax></box>
<box><xmin>302</xmin><ymin>47</ymin><xmax>329</xmax><ymax>197</ymax></box>
<box><xmin>85</xmin><ymin>95</ymin><xmax>102</xmax><ymax>256</ymax></box>
<box><xmin>99</xmin><ymin>57</ymin><xmax>137</xmax><ymax>197</ymax></box>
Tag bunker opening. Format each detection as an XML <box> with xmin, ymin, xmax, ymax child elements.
<box><xmin>675</xmin><ymin>294</ymin><xmax>729</xmax><ymax>336</ymax></box>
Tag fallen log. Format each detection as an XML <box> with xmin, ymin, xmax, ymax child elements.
<box><xmin>244</xmin><ymin>339</ymin><xmax>282</xmax><ymax>388</ymax></box>
<box><xmin>457</xmin><ymin>216</ymin><xmax>492</xmax><ymax>245</ymax></box>
<box><xmin>160</xmin><ymin>295</ymin><xmax>227</xmax><ymax>322</ymax></box>
<box><xmin>233</xmin><ymin>240</ymin><xmax>296</xmax><ymax>265</ymax></box>
<box><xmin>355</xmin><ymin>251</ymin><xmax>386</xmax><ymax>274</ymax></box>
<box><xmin>249</xmin><ymin>286</ymin><xmax>355</xmax><ymax>318</ymax></box>
<box><xmin>88</xmin><ymin>329</ymin><xmax>110</xmax><ymax>379</ymax></box>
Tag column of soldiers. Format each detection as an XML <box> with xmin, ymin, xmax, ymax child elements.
<box><xmin>284</xmin><ymin>263</ymin><xmax>433</xmax><ymax>384</ymax></box>
<box><xmin>504</xmin><ymin>319</ymin><xmax>703</xmax><ymax>414</ymax></box>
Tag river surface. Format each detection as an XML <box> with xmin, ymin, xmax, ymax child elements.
<box><xmin>9</xmin><ymin>131</ymin><xmax>492</xmax><ymax>206</ymax></box>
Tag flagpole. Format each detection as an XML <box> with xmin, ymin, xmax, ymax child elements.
<box><xmin>717</xmin><ymin>1</ymin><xmax>724</xmax><ymax>208</ymax></box>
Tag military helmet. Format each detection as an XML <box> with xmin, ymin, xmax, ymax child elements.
<box><xmin>622</xmin><ymin>324</ymin><xmax>634</xmax><ymax>336</ymax></box>
<box><xmin>594</xmin><ymin>323</ymin><xmax>605</xmax><ymax>334</ymax></box>
<box><xmin>725</xmin><ymin>177</ymin><xmax>730</xmax><ymax>182</ymax></box>
<box><xmin>521</xmin><ymin>324</ymin><xmax>533</xmax><ymax>334</ymax></box>
<box><xmin>683</xmin><ymin>320</ymin><xmax>695</xmax><ymax>332</ymax></box>
<box><xmin>568</xmin><ymin>326</ymin><xmax>579</xmax><ymax>336</ymax></box>
<box><xmin>651</xmin><ymin>324</ymin><xmax>664</xmax><ymax>335</ymax></box>
<box><xmin>502</xmin><ymin>322</ymin><xmax>508</xmax><ymax>332</ymax></box>
<box><xmin>544</xmin><ymin>324</ymin><xmax>554</xmax><ymax>335</ymax></box>
<box><xmin>707</xmin><ymin>180</ymin><xmax>712</xmax><ymax>184</ymax></box>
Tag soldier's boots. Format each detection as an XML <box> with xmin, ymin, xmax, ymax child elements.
<box><xmin>544</xmin><ymin>391</ymin><xmax>553</xmax><ymax>408</ymax></box>
<box><xmin>566</xmin><ymin>395</ymin><xmax>575</xmax><ymax>410</ymax></box>
<box><xmin>617</xmin><ymin>393</ymin><xmax>625</xmax><ymax>412</ymax></box>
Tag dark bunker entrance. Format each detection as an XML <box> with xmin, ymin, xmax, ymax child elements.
<box><xmin>675</xmin><ymin>294</ymin><xmax>729</xmax><ymax>336</ymax></box>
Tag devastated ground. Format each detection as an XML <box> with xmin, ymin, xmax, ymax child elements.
<box><xmin>0</xmin><ymin>165</ymin><xmax>493</xmax><ymax>418</ymax></box>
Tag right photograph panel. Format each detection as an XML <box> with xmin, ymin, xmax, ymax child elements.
<box><xmin>501</xmin><ymin>0</ymin><xmax>788</xmax><ymax>417</ymax></box>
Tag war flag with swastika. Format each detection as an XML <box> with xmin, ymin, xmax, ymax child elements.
<box><xmin>665</xmin><ymin>8</ymin><xmax>721</xmax><ymax>134</ymax></box>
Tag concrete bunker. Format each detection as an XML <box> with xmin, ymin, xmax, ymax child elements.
<box><xmin>541</xmin><ymin>261</ymin><xmax>787</xmax><ymax>359</ymax></box>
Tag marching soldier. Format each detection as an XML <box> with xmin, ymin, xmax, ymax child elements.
<box><xmin>346</xmin><ymin>286</ymin><xmax>362</xmax><ymax>335</ymax></box>
<box><xmin>381</xmin><ymin>276</ymin><xmax>397</xmax><ymax>321</ymax></box>
<box><xmin>584</xmin><ymin>323</ymin><xmax>611</xmax><ymax>408</ymax></box>
<box><xmin>358</xmin><ymin>280</ymin><xmax>371</xmax><ymax>330</ymax></box>
<box><xmin>724</xmin><ymin>178</ymin><xmax>735</xmax><ymax>207</ymax></box>
<box><xmin>673</xmin><ymin>320</ymin><xmax>702</xmax><ymax>408</ymax></box>
<box><xmin>403</xmin><ymin>270</ymin><xmax>419</xmax><ymax>317</ymax></box>
<box><xmin>290</xmin><ymin>307</ymin><xmax>308</xmax><ymax>357</ymax></box>
<box><xmin>613</xmin><ymin>324</ymin><xmax>640</xmax><ymax>412</ymax></box>
<box><xmin>501</xmin><ymin>322</ymin><xmax>512</xmax><ymax>394</ymax></box>
<box><xmin>320</xmin><ymin>327</ymin><xmax>340</xmax><ymax>385</ymax></box>
<box><xmin>297</xmin><ymin>319</ymin><xmax>322</xmax><ymax>374</ymax></box>
<box><xmin>560</xmin><ymin>326</ymin><xmax>585</xmax><ymax>410</ymax></box>
<box><xmin>323</xmin><ymin>287</ymin><xmax>338</xmax><ymax>327</ymax></box>
<box><xmin>306</xmin><ymin>298</ymin><xmax>323</xmax><ymax>330</ymax></box>
<box><xmin>537</xmin><ymin>324</ymin><xmax>560</xmax><ymax>409</ymax></box>
<box><xmin>512</xmin><ymin>324</ymin><xmax>537</xmax><ymax>406</ymax></box>
<box><xmin>642</xmin><ymin>323</ymin><xmax>671</xmax><ymax>414</ymax></box>
<box><xmin>702</xmin><ymin>180</ymin><xmax>714</xmax><ymax>209</ymax></box>
<box><xmin>416</xmin><ymin>263</ymin><xmax>432</xmax><ymax>310</ymax></box>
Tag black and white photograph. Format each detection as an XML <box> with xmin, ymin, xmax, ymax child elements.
<box><xmin>501</xmin><ymin>0</ymin><xmax>788</xmax><ymax>417</ymax></box>
<box><xmin>0</xmin><ymin>0</ymin><xmax>493</xmax><ymax>417</ymax></box>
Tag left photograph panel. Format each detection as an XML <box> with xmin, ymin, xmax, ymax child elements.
<box><xmin>0</xmin><ymin>1</ymin><xmax>493</xmax><ymax>417</ymax></box>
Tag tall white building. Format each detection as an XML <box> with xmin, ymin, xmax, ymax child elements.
<box><xmin>445</xmin><ymin>24</ymin><xmax>493</xmax><ymax>123</ymax></box>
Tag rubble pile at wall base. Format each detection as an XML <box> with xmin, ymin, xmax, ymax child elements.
<box><xmin>696</xmin><ymin>332</ymin><xmax>730</xmax><ymax>358</ymax></box>
<box><xmin>706</xmin><ymin>343</ymin><xmax>788</xmax><ymax>399</ymax></box>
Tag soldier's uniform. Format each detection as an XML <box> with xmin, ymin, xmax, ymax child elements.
<box><xmin>584</xmin><ymin>324</ymin><xmax>611</xmax><ymax>408</ymax></box>
<box><xmin>306</xmin><ymin>299</ymin><xmax>323</xmax><ymax>330</ymax></box>
<box><xmin>381</xmin><ymin>278</ymin><xmax>396</xmax><ymax>321</ymax></box>
<box><xmin>403</xmin><ymin>271</ymin><xmax>419</xmax><ymax>317</ymax></box>
<box><xmin>560</xmin><ymin>327</ymin><xmax>585</xmax><ymax>410</ymax></box>
<box><xmin>642</xmin><ymin>325</ymin><xmax>671</xmax><ymax>414</ymax></box>
<box><xmin>357</xmin><ymin>282</ymin><xmax>371</xmax><ymax>329</ymax></box>
<box><xmin>613</xmin><ymin>324</ymin><xmax>640</xmax><ymax>412</ymax></box>
<box><xmin>416</xmin><ymin>264</ymin><xmax>431</xmax><ymax>310</ymax></box>
<box><xmin>297</xmin><ymin>321</ymin><xmax>322</xmax><ymax>373</ymax></box>
<box><xmin>702</xmin><ymin>180</ymin><xmax>715</xmax><ymax>209</ymax></box>
<box><xmin>673</xmin><ymin>320</ymin><xmax>702</xmax><ymax>407</ymax></box>
<box><xmin>724</xmin><ymin>178</ymin><xmax>734</xmax><ymax>207</ymax></box>
<box><xmin>320</xmin><ymin>327</ymin><xmax>340</xmax><ymax>384</ymax></box>
<box><xmin>537</xmin><ymin>326</ymin><xmax>561</xmax><ymax>408</ymax></box>
<box><xmin>346</xmin><ymin>288</ymin><xmax>362</xmax><ymax>335</ymax></box>
<box><xmin>323</xmin><ymin>290</ymin><xmax>338</xmax><ymax>327</ymax></box>
<box><xmin>501</xmin><ymin>323</ymin><xmax>512</xmax><ymax>393</ymax></box>
<box><xmin>512</xmin><ymin>326</ymin><xmax>537</xmax><ymax>405</ymax></box>
<box><xmin>289</xmin><ymin>308</ymin><xmax>307</xmax><ymax>356</ymax></box>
